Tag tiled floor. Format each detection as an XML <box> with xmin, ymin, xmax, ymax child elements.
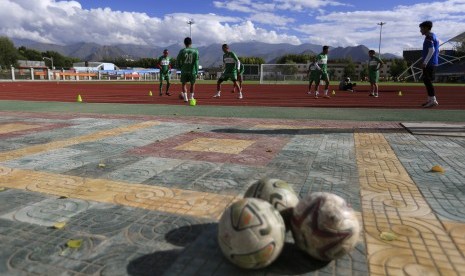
<box><xmin>0</xmin><ymin>111</ymin><xmax>464</xmax><ymax>275</ymax></box>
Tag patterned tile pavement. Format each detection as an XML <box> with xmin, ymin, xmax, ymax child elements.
<box><xmin>0</xmin><ymin>111</ymin><xmax>464</xmax><ymax>275</ymax></box>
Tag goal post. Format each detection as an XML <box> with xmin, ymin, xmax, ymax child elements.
<box><xmin>260</xmin><ymin>63</ymin><xmax>309</xmax><ymax>84</ymax></box>
<box><xmin>243</xmin><ymin>64</ymin><xmax>260</xmax><ymax>81</ymax></box>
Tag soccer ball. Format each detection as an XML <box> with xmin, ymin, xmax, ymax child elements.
<box><xmin>290</xmin><ymin>192</ymin><xmax>360</xmax><ymax>261</ymax></box>
<box><xmin>244</xmin><ymin>178</ymin><xmax>299</xmax><ymax>212</ymax></box>
<box><xmin>217</xmin><ymin>198</ymin><xmax>286</xmax><ymax>269</ymax></box>
<box><xmin>189</xmin><ymin>98</ymin><xmax>197</xmax><ymax>106</ymax></box>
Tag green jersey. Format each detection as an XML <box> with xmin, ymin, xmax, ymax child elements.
<box><xmin>158</xmin><ymin>55</ymin><xmax>172</xmax><ymax>74</ymax></box>
<box><xmin>223</xmin><ymin>51</ymin><xmax>240</xmax><ymax>74</ymax></box>
<box><xmin>176</xmin><ymin>47</ymin><xmax>199</xmax><ymax>74</ymax></box>
<box><xmin>368</xmin><ymin>56</ymin><xmax>383</xmax><ymax>73</ymax></box>
<box><xmin>239</xmin><ymin>63</ymin><xmax>245</xmax><ymax>74</ymax></box>
<box><xmin>316</xmin><ymin>53</ymin><xmax>328</xmax><ymax>73</ymax></box>
<box><xmin>308</xmin><ymin>62</ymin><xmax>321</xmax><ymax>80</ymax></box>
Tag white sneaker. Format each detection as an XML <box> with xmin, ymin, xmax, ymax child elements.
<box><xmin>182</xmin><ymin>93</ymin><xmax>188</xmax><ymax>102</ymax></box>
<box><xmin>307</xmin><ymin>91</ymin><xmax>312</xmax><ymax>95</ymax></box>
<box><xmin>423</xmin><ymin>101</ymin><xmax>439</xmax><ymax>108</ymax></box>
<box><xmin>213</xmin><ymin>92</ymin><xmax>221</xmax><ymax>98</ymax></box>
<box><xmin>238</xmin><ymin>93</ymin><xmax>243</xmax><ymax>99</ymax></box>
<box><xmin>374</xmin><ymin>94</ymin><xmax>379</xmax><ymax>98</ymax></box>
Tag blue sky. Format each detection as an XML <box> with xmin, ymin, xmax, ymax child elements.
<box><xmin>1</xmin><ymin>0</ymin><xmax>465</xmax><ymax>56</ymax></box>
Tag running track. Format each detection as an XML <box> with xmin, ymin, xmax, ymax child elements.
<box><xmin>0</xmin><ymin>82</ymin><xmax>464</xmax><ymax>109</ymax></box>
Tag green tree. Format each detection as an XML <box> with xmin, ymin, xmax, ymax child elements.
<box><xmin>137</xmin><ymin>57</ymin><xmax>159</xmax><ymax>68</ymax></box>
<box><xmin>239</xmin><ymin>56</ymin><xmax>265</xmax><ymax>65</ymax></box>
<box><xmin>359</xmin><ymin>64</ymin><xmax>368</xmax><ymax>81</ymax></box>
<box><xmin>278</xmin><ymin>61</ymin><xmax>298</xmax><ymax>76</ymax></box>
<box><xmin>18</xmin><ymin>46</ymin><xmax>43</xmax><ymax>61</ymax></box>
<box><xmin>42</xmin><ymin>50</ymin><xmax>78</xmax><ymax>69</ymax></box>
<box><xmin>454</xmin><ymin>41</ymin><xmax>465</xmax><ymax>55</ymax></box>
<box><xmin>389</xmin><ymin>59</ymin><xmax>408</xmax><ymax>80</ymax></box>
<box><xmin>277</xmin><ymin>54</ymin><xmax>313</xmax><ymax>64</ymax></box>
<box><xmin>0</xmin><ymin>36</ymin><xmax>18</xmax><ymax>67</ymax></box>
<box><xmin>343</xmin><ymin>58</ymin><xmax>357</xmax><ymax>80</ymax></box>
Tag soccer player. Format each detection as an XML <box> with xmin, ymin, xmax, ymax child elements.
<box><xmin>339</xmin><ymin>77</ymin><xmax>356</xmax><ymax>92</ymax></box>
<box><xmin>368</xmin><ymin>50</ymin><xmax>384</xmax><ymax>97</ymax></box>
<box><xmin>176</xmin><ymin>37</ymin><xmax>199</xmax><ymax>102</ymax></box>
<box><xmin>419</xmin><ymin>21</ymin><xmax>440</xmax><ymax>108</ymax></box>
<box><xmin>307</xmin><ymin>56</ymin><xmax>321</xmax><ymax>98</ymax></box>
<box><xmin>157</xmin><ymin>49</ymin><xmax>172</xmax><ymax>96</ymax></box>
<box><xmin>232</xmin><ymin>62</ymin><xmax>245</xmax><ymax>94</ymax></box>
<box><xmin>213</xmin><ymin>44</ymin><xmax>242</xmax><ymax>99</ymax></box>
<box><xmin>316</xmin><ymin>46</ymin><xmax>331</xmax><ymax>98</ymax></box>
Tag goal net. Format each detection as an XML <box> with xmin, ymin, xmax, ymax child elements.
<box><xmin>260</xmin><ymin>64</ymin><xmax>309</xmax><ymax>84</ymax></box>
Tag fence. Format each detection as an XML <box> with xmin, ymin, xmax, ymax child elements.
<box><xmin>0</xmin><ymin>67</ymin><xmax>163</xmax><ymax>81</ymax></box>
<box><xmin>0</xmin><ymin>65</ymin><xmax>261</xmax><ymax>82</ymax></box>
<box><xmin>260</xmin><ymin>64</ymin><xmax>308</xmax><ymax>84</ymax></box>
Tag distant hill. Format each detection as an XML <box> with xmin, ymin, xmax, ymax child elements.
<box><xmin>12</xmin><ymin>39</ymin><xmax>400</xmax><ymax>68</ymax></box>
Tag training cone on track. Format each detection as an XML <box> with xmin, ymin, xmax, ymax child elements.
<box><xmin>76</xmin><ymin>94</ymin><xmax>83</xmax><ymax>102</ymax></box>
<box><xmin>149</xmin><ymin>90</ymin><xmax>153</xmax><ymax>96</ymax></box>
<box><xmin>398</xmin><ymin>91</ymin><xmax>403</xmax><ymax>96</ymax></box>
<box><xmin>332</xmin><ymin>90</ymin><xmax>336</xmax><ymax>95</ymax></box>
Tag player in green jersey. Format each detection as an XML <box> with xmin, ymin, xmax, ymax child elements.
<box><xmin>316</xmin><ymin>45</ymin><xmax>331</xmax><ymax>98</ymax></box>
<box><xmin>307</xmin><ymin>56</ymin><xmax>321</xmax><ymax>98</ymax></box>
<box><xmin>157</xmin><ymin>49</ymin><xmax>172</xmax><ymax>96</ymax></box>
<box><xmin>213</xmin><ymin>44</ymin><xmax>242</xmax><ymax>99</ymax></box>
<box><xmin>367</xmin><ymin>50</ymin><xmax>384</xmax><ymax>98</ymax></box>
<box><xmin>176</xmin><ymin>37</ymin><xmax>199</xmax><ymax>102</ymax></box>
<box><xmin>231</xmin><ymin>62</ymin><xmax>245</xmax><ymax>94</ymax></box>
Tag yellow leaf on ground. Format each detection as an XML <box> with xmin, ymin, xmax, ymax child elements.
<box><xmin>67</xmin><ymin>239</ymin><xmax>83</xmax><ymax>248</ymax></box>
<box><xmin>53</xmin><ymin>222</ymin><xmax>66</xmax><ymax>229</ymax></box>
<box><xmin>379</xmin><ymin>231</ymin><xmax>397</xmax><ymax>241</ymax></box>
<box><xmin>431</xmin><ymin>165</ymin><xmax>444</xmax><ymax>173</ymax></box>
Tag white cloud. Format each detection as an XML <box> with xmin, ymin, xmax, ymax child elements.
<box><xmin>273</xmin><ymin>0</ymin><xmax>346</xmax><ymax>11</ymax></box>
<box><xmin>0</xmin><ymin>0</ymin><xmax>301</xmax><ymax>46</ymax></box>
<box><xmin>214</xmin><ymin>0</ymin><xmax>345</xmax><ymax>13</ymax></box>
<box><xmin>0</xmin><ymin>0</ymin><xmax>464</xmax><ymax>56</ymax></box>
<box><xmin>295</xmin><ymin>0</ymin><xmax>465</xmax><ymax>55</ymax></box>
<box><xmin>248</xmin><ymin>12</ymin><xmax>295</xmax><ymax>26</ymax></box>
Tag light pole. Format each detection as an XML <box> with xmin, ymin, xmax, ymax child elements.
<box><xmin>377</xmin><ymin>22</ymin><xmax>386</xmax><ymax>58</ymax></box>
<box><xmin>187</xmin><ymin>19</ymin><xmax>194</xmax><ymax>38</ymax></box>
<box><xmin>43</xmin><ymin>56</ymin><xmax>54</xmax><ymax>70</ymax></box>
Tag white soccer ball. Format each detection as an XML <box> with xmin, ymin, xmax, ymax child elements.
<box><xmin>290</xmin><ymin>192</ymin><xmax>360</xmax><ymax>261</ymax></box>
<box><xmin>244</xmin><ymin>178</ymin><xmax>300</xmax><ymax>212</ymax></box>
<box><xmin>217</xmin><ymin>198</ymin><xmax>286</xmax><ymax>269</ymax></box>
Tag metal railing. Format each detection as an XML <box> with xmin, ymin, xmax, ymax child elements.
<box><xmin>0</xmin><ymin>67</ymin><xmax>165</xmax><ymax>81</ymax></box>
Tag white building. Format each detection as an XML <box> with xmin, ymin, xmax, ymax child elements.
<box><xmin>72</xmin><ymin>62</ymin><xmax>118</xmax><ymax>72</ymax></box>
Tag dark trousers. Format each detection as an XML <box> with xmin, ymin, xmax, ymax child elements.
<box><xmin>422</xmin><ymin>66</ymin><xmax>436</xmax><ymax>97</ymax></box>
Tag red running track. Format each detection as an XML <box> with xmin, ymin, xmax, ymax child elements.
<box><xmin>0</xmin><ymin>82</ymin><xmax>464</xmax><ymax>109</ymax></box>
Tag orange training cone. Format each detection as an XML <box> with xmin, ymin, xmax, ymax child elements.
<box><xmin>398</xmin><ymin>91</ymin><xmax>403</xmax><ymax>96</ymax></box>
<box><xmin>77</xmin><ymin>94</ymin><xmax>83</xmax><ymax>102</ymax></box>
<box><xmin>149</xmin><ymin>90</ymin><xmax>153</xmax><ymax>96</ymax></box>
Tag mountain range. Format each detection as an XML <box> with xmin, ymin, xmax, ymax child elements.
<box><xmin>13</xmin><ymin>39</ymin><xmax>400</xmax><ymax>68</ymax></box>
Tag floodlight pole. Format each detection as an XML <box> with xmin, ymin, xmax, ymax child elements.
<box><xmin>187</xmin><ymin>19</ymin><xmax>195</xmax><ymax>38</ymax></box>
<box><xmin>43</xmin><ymin>56</ymin><xmax>54</xmax><ymax>70</ymax></box>
<box><xmin>377</xmin><ymin>22</ymin><xmax>386</xmax><ymax>58</ymax></box>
